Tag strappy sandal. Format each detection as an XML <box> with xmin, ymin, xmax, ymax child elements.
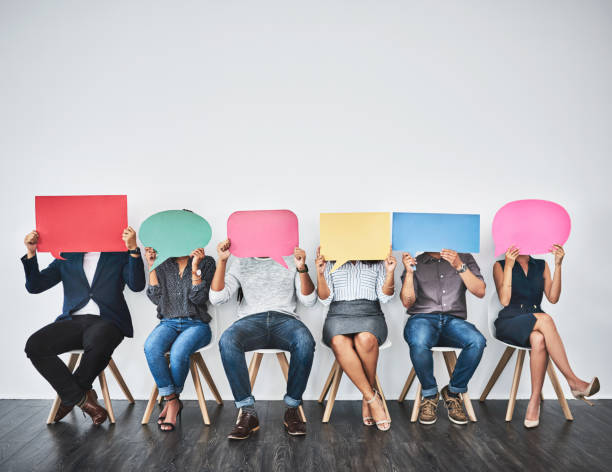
<box><xmin>159</xmin><ymin>394</ymin><xmax>183</xmax><ymax>432</ymax></box>
<box><xmin>365</xmin><ymin>390</ymin><xmax>391</xmax><ymax>432</ymax></box>
<box><xmin>362</xmin><ymin>397</ymin><xmax>374</xmax><ymax>426</ymax></box>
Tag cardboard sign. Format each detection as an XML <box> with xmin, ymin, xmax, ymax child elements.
<box><xmin>35</xmin><ymin>195</ymin><xmax>128</xmax><ymax>258</ymax></box>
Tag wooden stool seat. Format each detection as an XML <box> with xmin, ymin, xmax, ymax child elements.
<box><xmin>398</xmin><ymin>347</ymin><xmax>478</xmax><ymax>423</ymax></box>
<box><xmin>46</xmin><ymin>350</ymin><xmax>134</xmax><ymax>424</ymax></box>
<box><xmin>478</xmin><ymin>295</ymin><xmax>573</xmax><ymax>422</ymax></box>
<box><xmin>318</xmin><ymin>338</ymin><xmax>392</xmax><ymax>423</ymax></box>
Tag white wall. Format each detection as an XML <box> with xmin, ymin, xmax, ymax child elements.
<box><xmin>1</xmin><ymin>0</ymin><xmax>610</xmax><ymax>401</ymax></box>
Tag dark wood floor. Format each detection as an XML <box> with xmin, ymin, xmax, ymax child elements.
<box><xmin>0</xmin><ymin>399</ymin><xmax>610</xmax><ymax>472</ymax></box>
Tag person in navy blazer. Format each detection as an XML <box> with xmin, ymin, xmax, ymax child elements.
<box><xmin>22</xmin><ymin>227</ymin><xmax>145</xmax><ymax>425</ymax></box>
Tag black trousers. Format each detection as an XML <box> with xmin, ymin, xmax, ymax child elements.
<box><xmin>25</xmin><ymin>315</ymin><xmax>124</xmax><ymax>406</ymax></box>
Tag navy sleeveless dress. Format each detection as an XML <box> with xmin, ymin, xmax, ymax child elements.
<box><xmin>494</xmin><ymin>257</ymin><xmax>545</xmax><ymax>348</ymax></box>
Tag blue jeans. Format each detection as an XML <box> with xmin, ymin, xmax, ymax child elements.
<box><xmin>404</xmin><ymin>313</ymin><xmax>486</xmax><ymax>397</ymax></box>
<box><xmin>218</xmin><ymin>311</ymin><xmax>315</xmax><ymax>409</ymax></box>
<box><xmin>144</xmin><ymin>317</ymin><xmax>212</xmax><ymax>396</ymax></box>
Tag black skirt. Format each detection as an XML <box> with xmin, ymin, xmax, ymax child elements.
<box><xmin>322</xmin><ymin>299</ymin><xmax>387</xmax><ymax>347</ymax></box>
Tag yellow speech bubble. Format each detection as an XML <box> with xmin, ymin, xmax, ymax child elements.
<box><xmin>320</xmin><ymin>212</ymin><xmax>391</xmax><ymax>272</ymax></box>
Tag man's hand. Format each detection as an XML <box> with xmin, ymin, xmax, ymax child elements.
<box><xmin>24</xmin><ymin>230</ymin><xmax>39</xmax><ymax>258</ymax></box>
<box><xmin>440</xmin><ymin>249</ymin><xmax>463</xmax><ymax>271</ymax></box>
<box><xmin>122</xmin><ymin>227</ymin><xmax>137</xmax><ymax>251</ymax></box>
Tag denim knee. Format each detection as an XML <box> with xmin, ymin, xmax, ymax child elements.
<box><xmin>144</xmin><ymin>336</ymin><xmax>165</xmax><ymax>359</ymax></box>
<box><xmin>291</xmin><ymin>330</ymin><xmax>315</xmax><ymax>356</ymax></box>
<box><xmin>218</xmin><ymin>329</ymin><xmax>240</xmax><ymax>355</ymax></box>
<box><xmin>468</xmin><ymin>332</ymin><xmax>487</xmax><ymax>354</ymax></box>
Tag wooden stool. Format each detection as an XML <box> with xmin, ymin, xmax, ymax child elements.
<box><xmin>141</xmin><ymin>311</ymin><xmax>223</xmax><ymax>426</ymax></box>
<box><xmin>238</xmin><ymin>349</ymin><xmax>307</xmax><ymax>423</ymax></box>
<box><xmin>398</xmin><ymin>347</ymin><xmax>478</xmax><ymax>422</ymax></box>
<box><xmin>318</xmin><ymin>339</ymin><xmax>392</xmax><ymax>423</ymax></box>
<box><xmin>479</xmin><ymin>295</ymin><xmax>573</xmax><ymax>421</ymax></box>
<box><xmin>46</xmin><ymin>351</ymin><xmax>134</xmax><ymax>424</ymax></box>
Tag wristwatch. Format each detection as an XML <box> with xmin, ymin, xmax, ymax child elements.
<box><xmin>192</xmin><ymin>269</ymin><xmax>202</xmax><ymax>277</ymax></box>
<box><xmin>128</xmin><ymin>247</ymin><xmax>141</xmax><ymax>255</ymax></box>
<box><xmin>297</xmin><ymin>264</ymin><xmax>309</xmax><ymax>273</ymax></box>
<box><xmin>456</xmin><ymin>263</ymin><xmax>468</xmax><ymax>274</ymax></box>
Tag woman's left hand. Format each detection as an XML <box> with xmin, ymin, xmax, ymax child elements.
<box><xmin>191</xmin><ymin>248</ymin><xmax>205</xmax><ymax>269</ymax></box>
<box><xmin>551</xmin><ymin>244</ymin><xmax>565</xmax><ymax>265</ymax></box>
<box><xmin>385</xmin><ymin>248</ymin><xmax>397</xmax><ymax>274</ymax></box>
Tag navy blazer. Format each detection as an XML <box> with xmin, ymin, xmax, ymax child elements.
<box><xmin>21</xmin><ymin>252</ymin><xmax>146</xmax><ymax>337</ymax></box>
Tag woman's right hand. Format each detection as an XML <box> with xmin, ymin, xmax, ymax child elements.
<box><xmin>315</xmin><ymin>246</ymin><xmax>326</xmax><ymax>275</ymax></box>
<box><xmin>24</xmin><ymin>230</ymin><xmax>39</xmax><ymax>257</ymax></box>
<box><xmin>217</xmin><ymin>239</ymin><xmax>231</xmax><ymax>262</ymax></box>
<box><xmin>402</xmin><ymin>252</ymin><xmax>417</xmax><ymax>272</ymax></box>
<box><xmin>504</xmin><ymin>245</ymin><xmax>520</xmax><ymax>266</ymax></box>
<box><xmin>144</xmin><ymin>247</ymin><xmax>157</xmax><ymax>268</ymax></box>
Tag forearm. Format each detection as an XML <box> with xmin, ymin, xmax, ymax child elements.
<box><xmin>382</xmin><ymin>272</ymin><xmax>394</xmax><ymax>296</ymax></box>
<box><xmin>211</xmin><ymin>260</ymin><xmax>227</xmax><ymax>291</ymax></box>
<box><xmin>400</xmin><ymin>274</ymin><xmax>416</xmax><ymax>308</ymax></box>
<box><xmin>460</xmin><ymin>270</ymin><xmax>486</xmax><ymax>298</ymax></box>
<box><xmin>317</xmin><ymin>273</ymin><xmax>331</xmax><ymax>300</ymax></box>
<box><xmin>149</xmin><ymin>269</ymin><xmax>159</xmax><ymax>286</ymax></box>
<box><xmin>299</xmin><ymin>272</ymin><xmax>315</xmax><ymax>295</ymax></box>
<box><xmin>549</xmin><ymin>265</ymin><xmax>562</xmax><ymax>303</ymax></box>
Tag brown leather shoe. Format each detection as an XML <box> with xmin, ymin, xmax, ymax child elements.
<box><xmin>53</xmin><ymin>403</ymin><xmax>74</xmax><ymax>423</ymax></box>
<box><xmin>441</xmin><ymin>385</ymin><xmax>468</xmax><ymax>425</ymax></box>
<box><xmin>79</xmin><ymin>390</ymin><xmax>109</xmax><ymax>425</ymax></box>
<box><xmin>284</xmin><ymin>407</ymin><xmax>306</xmax><ymax>436</ymax></box>
<box><xmin>228</xmin><ymin>410</ymin><xmax>259</xmax><ymax>440</ymax></box>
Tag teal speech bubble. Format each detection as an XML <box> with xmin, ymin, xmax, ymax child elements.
<box><xmin>139</xmin><ymin>210</ymin><xmax>212</xmax><ymax>271</ymax></box>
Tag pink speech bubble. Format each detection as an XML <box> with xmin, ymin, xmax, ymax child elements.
<box><xmin>227</xmin><ymin>210</ymin><xmax>298</xmax><ymax>268</ymax></box>
<box><xmin>492</xmin><ymin>200</ymin><xmax>571</xmax><ymax>257</ymax></box>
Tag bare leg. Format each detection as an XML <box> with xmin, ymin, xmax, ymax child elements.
<box><xmin>330</xmin><ymin>335</ymin><xmax>386</xmax><ymax>423</ymax></box>
<box><xmin>353</xmin><ymin>332</ymin><xmax>380</xmax><ymax>421</ymax></box>
<box><xmin>533</xmin><ymin>313</ymin><xmax>589</xmax><ymax>392</ymax></box>
<box><xmin>526</xmin><ymin>331</ymin><xmax>547</xmax><ymax>421</ymax></box>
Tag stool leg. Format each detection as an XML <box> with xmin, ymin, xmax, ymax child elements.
<box><xmin>480</xmin><ymin>347</ymin><xmax>515</xmax><ymax>402</ymax></box>
<box><xmin>318</xmin><ymin>361</ymin><xmax>339</xmax><ymax>404</ymax></box>
<box><xmin>190</xmin><ymin>356</ymin><xmax>210</xmax><ymax>425</ymax></box>
<box><xmin>249</xmin><ymin>352</ymin><xmax>264</xmax><ymax>388</ymax></box>
<box><xmin>141</xmin><ymin>385</ymin><xmax>159</xmax><ymax>424</ymax></box>
<box><xmin>322</xmin><ymin>366</ymin><xmax>342</xmax><ymax>423</ymax></box>
<box><xmin>398</xmin><ymin>368</ymin><xmax>416</xmax><ymax>403</ymax></box>
<box><xmin>98</xmin><ymin>370</ymin><xmax>115</xmax><ymax>424</ymax></box>
<box><xmin>410</xmin><ymin>382</ymin><xmax>422</xmax><ymax>423</ymax></box>
<box><xmin>194</xmin><ymin>353</ymin><xmax>223</xmax><ymax>405</ymax></box>
<box><xmin>374</xmin><ymin>375</ymin><xmax>391</xmax><ymax>421</ymax></box>
<box><xmin>547</xmin><ymin>360</ymin><xmax>573</xmax><ymax>421</ymax></box>
<box><xmin>506</xmin><ymin>349</ymin><xmax>525</xmax><ymax>421</ymax></box>
<box><xmin>276</xmin><ymin>352</ymin><xmax>307</xmax><ymax>423</ymax></box>
<box><xmin>47</xmin><ymin>352</ymin><xmax>80</xmax><ymax>424</ymax></box>
<box><xmin>107</xmin><ymin>358</ymin><xmax>134</xmax><ymax>403</ymax></box>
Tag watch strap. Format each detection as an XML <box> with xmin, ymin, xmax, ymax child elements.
<box><xmin>297</xmin><ymin>264</ymin><xmax>309</xmax><ymax>273</ymax></box>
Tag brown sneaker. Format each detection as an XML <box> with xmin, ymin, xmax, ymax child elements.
<box><xmin>53</xmin><ymin>402</ymin><xmax>74</xmax><ymax>423</ymax></box>
<box><xmin>441</xmin><ymin>385</ymin><xmax>468</xmax><ymax>425</ymax></box>
<box><xmin>418</xmin><ymin>392</ymin><xmax>439</xmax><ymax>425</ymax></box>
<box><xmin>79</xmin><ymin>390</ymin><xmax>108</xmax><ymax>425</ymax></box>
<box><xmin>284</xmin><ymin>407</ymin><xmax>306</xmax><ymax>436</ymax></box>
<box><xmin>228</xmin><ymin>410</ymin><xmax>260</xmax><ymax>440</ymax></box>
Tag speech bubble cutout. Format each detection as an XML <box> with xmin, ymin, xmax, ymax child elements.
<box><xmin>139</xmin><ymin>210</ymin><xmax>212</xmax><ymax>271</ymax></box>
<box><xmin>320</xmin><ymin>212</ymin><xmax>391</xmax><ymax>273</ymax></box>
<box><xmin>227</xmin><ymin>210</ymin><xmax>298</xmax><ymax>268</ymax></box>
<box><xmin>35</xmin><ymin>195</ymin><xmax>128</xmax><ymax>259</ymax></box>
<box><xmin>392</xmin><ymin>212</ymin><xmax>480</xmax><ymax>254</ymax></box>
<box><xmin>492</xmin><ymin>200</ymin><xmax>571</xmax><ymax>257</ymax></box>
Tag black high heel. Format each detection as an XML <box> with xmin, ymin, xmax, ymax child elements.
<box><xmin>159</xmin><ymin>394</ymin><xmax>183</xmax><ymax>432</ymax></box>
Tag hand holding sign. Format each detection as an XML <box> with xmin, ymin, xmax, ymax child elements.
<box><xmin>492</xmin><ymin>200</ymin><xmax>570</xmax><ymax>256</ymax></box>
<box><xmin>320</xmin><ymin>212</ymin><xmax>391</xmax><ymax>273</ymax></box>
<box><xmin>139</xmin><ymin>210</ymin><xmax>212</xmax><ymax>271</ymax></box>
<box><xmin>35</xmin><ymin>195</ymin><xmax>128</xmax><ymax>258</ymax></box>
<box><xmin>227</xmin><ymin>210</ymin><xmax>299</xmax><ymax>268</ymax></box>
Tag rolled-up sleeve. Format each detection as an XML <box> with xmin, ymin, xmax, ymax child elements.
<box><xmin>375</xmin><ymin>262</ymin><xmax>394</xmax><ymax>304</ymax></box>
<box><xmin>146</xmin><ymin>284</ymin><xmax>161</xmax><ymax>305</ymax></box>
<box><xmin>189</xmin><ymin>257</ymin><xmax>216</xmax><ymax>306</ymax></box>
<box><xmin>464</xmin><ymin>254</ymin><xmax>484</xmax><ymax>281</ymax></box>
<box><xmin>295</xmin><ymin>271</ymin><xmax>317</xmax><ymax>307</ymax></box>
<box><xmin>317</xmin><ymin>262</ymin><xmax>335</xmax><ymax>306</ymax></box>
<box><xmin>209</xmin><ymin>258</ymin><xmax>240</xmax><ymax>305</ymax></box>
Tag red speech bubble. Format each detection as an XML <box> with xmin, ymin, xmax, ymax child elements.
<box><xmin>35</xmin><ymin>195</ymin><xmax>128</xmax><ymax>259</ymax></box>
<box><xmin>227</xmin><ymin>210</ymin><xmax>298</xmax><ymax>268</ymax></box>
<box><xmin>492</xmin><ymin>199</ymin><xmax>571</xmax><ymax>257</ymax></box>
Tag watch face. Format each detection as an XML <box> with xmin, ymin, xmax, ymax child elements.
<box><xmin>196</xmin><ymin>269</ymin><xmax>202</xmax><ymax>276</ymax></box>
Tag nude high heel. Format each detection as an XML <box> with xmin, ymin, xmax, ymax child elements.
<box><xmin>524</xmin><ymin>404</ymin><xmax>540</xmax><ymax>429</ymax></box>
<box><xmin>571</xmin><ymin>377</ymin><xmax>600</xmax><ymax>406</ymax></box>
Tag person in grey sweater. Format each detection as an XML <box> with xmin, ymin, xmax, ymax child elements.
<box><xmin>209</xmin><ymin>239</ymin><xmax>316</xmax><ymax>440</ymax></box>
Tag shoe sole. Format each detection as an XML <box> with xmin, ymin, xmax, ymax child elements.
<box><xmin>447</xmin><ymin>413</ymin><xmax>468</xmax><ymax>425</ymax></box>
<box><xmin>283</xmin><ymin>422</ymin><xmax>306</xmax><ymax>436</ymax></box>
<box><xmin>228</xmin><ymin>425</ymin><xmax>260</xmax><ymax>440</ymax></box>
<box><xmin>418</xmin><ymin>418</ymin><xmax>437</xmax><ymax>425</ymax></box>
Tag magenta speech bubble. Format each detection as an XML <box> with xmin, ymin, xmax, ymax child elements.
<box><xmin>492</xmin><ymin>200</ymin><xmax>571</xmax><ymax>257</ymax></box>
<box><xmin>227</xmin><ymin>210</ymin><xmax>298</xmax><ymax>268</ymax></box>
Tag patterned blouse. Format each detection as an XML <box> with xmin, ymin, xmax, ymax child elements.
<box><xmin>318</xmin><ymin>260</ymin><xmax>394</xmax><ymax>306</ymax></box>
<box><xmin>147</xmin><ymin>256</ymin><xmax>216</xmax><ymax>322</ymax></box>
